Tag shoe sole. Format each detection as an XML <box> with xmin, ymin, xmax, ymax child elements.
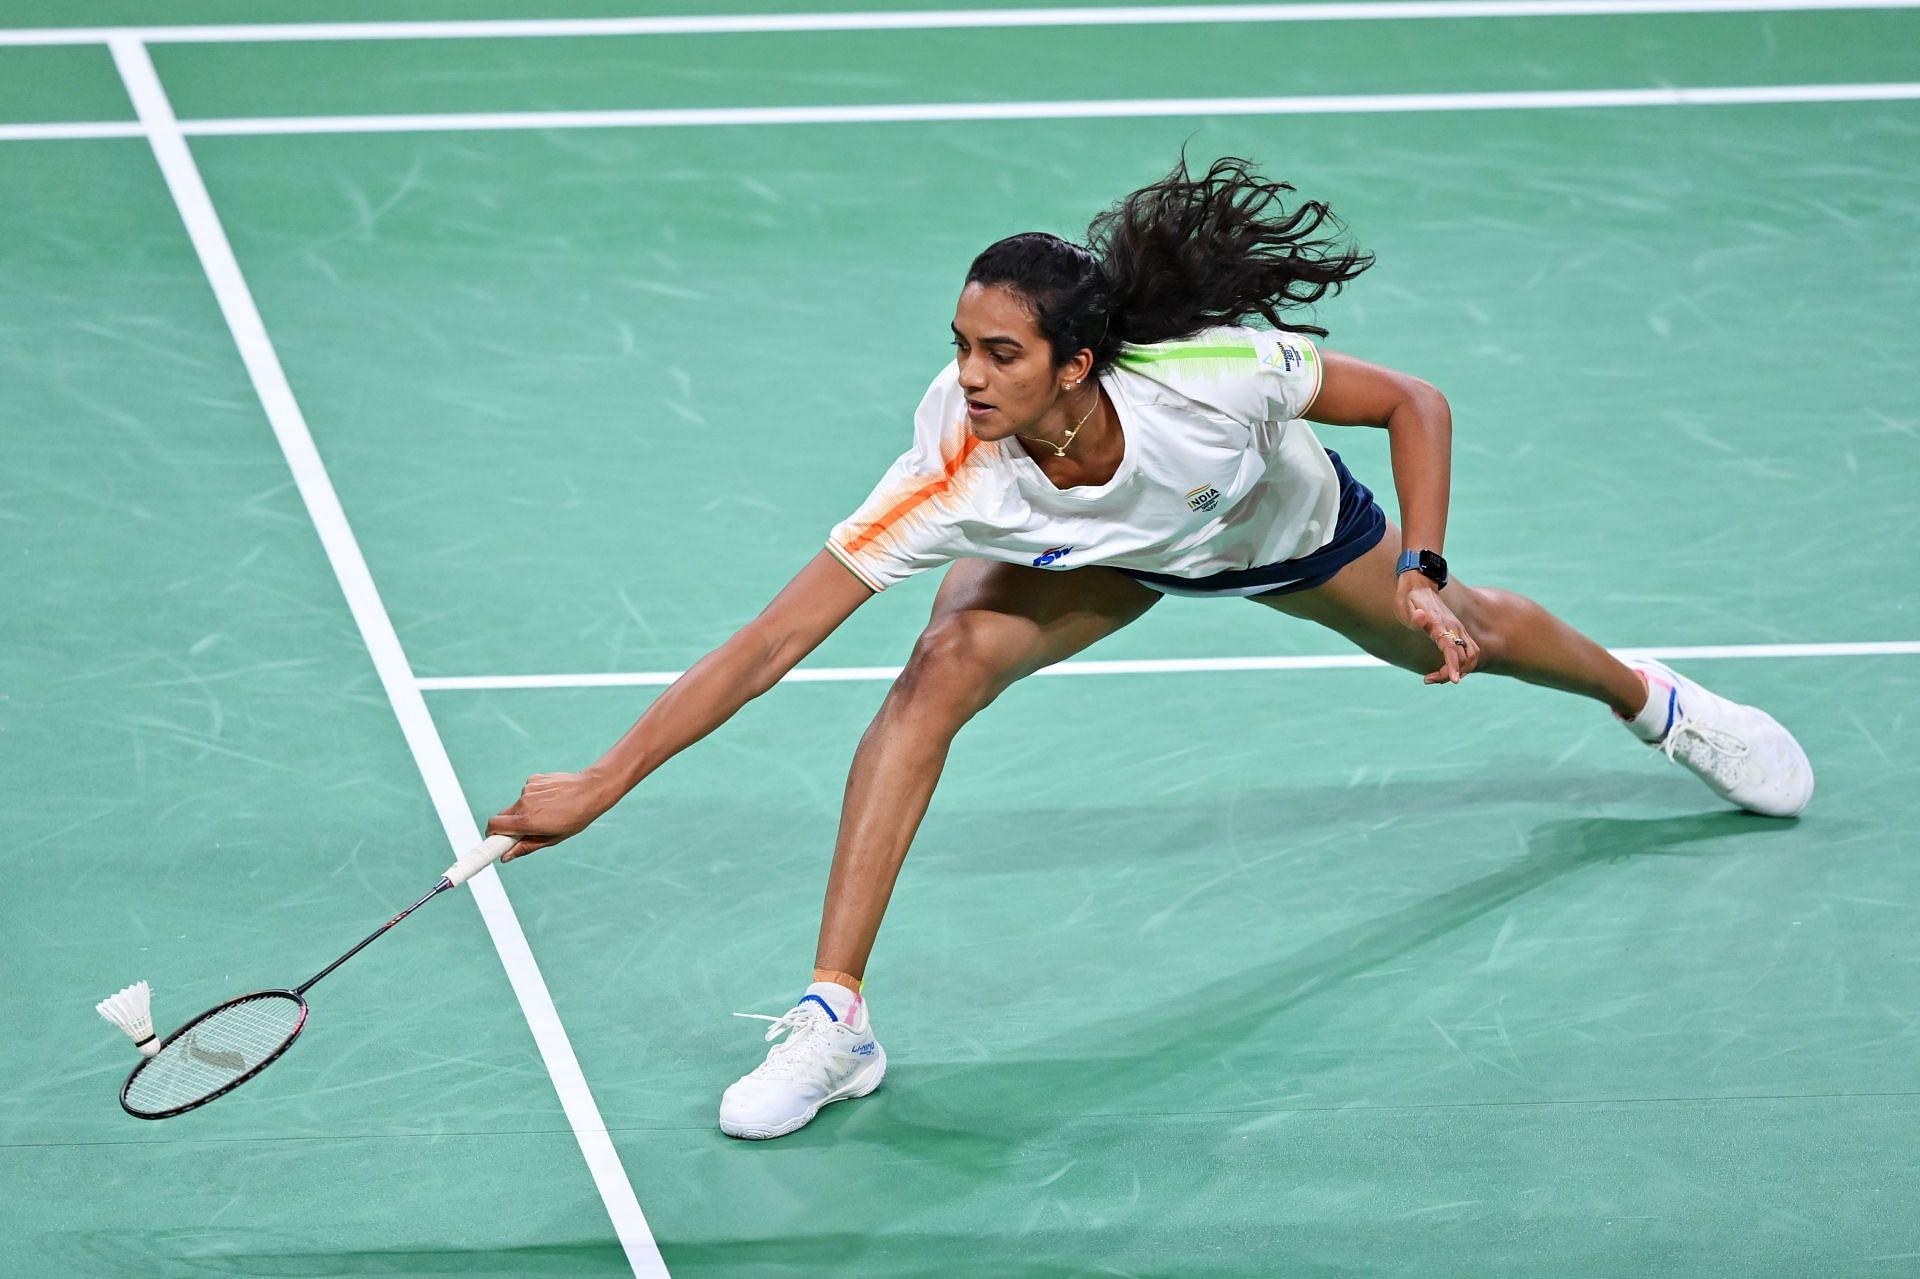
<box><xmin>718</xmin><ymin>1046</ymin><xmax>888</xmax><ymax>1140</ymax></box>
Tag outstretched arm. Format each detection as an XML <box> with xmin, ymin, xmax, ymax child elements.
<box><xmin>488</xmin><ymin>549</ymin><xmax>873</xmax><ymax>861</ymax></box>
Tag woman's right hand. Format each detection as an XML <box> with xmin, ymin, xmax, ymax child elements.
<box><xmin>486</xmin><ymin>769</ymin><xmax>619</xmax><ymax>863</ymax></box>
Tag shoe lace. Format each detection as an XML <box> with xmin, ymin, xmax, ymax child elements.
<box><xmin>1662</xmin><ymin>719</ymin><xmax>1750</xmax><ymax>788</ymax></box>
<box><xmin>732</xmin><ymin>1006</ymin><xmax>836</xmax><ymax>1083</ymax></box>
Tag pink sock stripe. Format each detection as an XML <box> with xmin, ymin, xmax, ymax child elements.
<box><xmin>1641</xmin><ymin>671</ymin><xmax>1679</xmax><ymax>737</ymax></box>
<box><xmin>1616</xmin><ymin>666</ymin><xmax>1656</xmax><ymax>722</ymax></box>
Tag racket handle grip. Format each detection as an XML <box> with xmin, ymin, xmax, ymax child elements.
<box><xmin>444</xmin><ymin>834</ymin><xmax>517</xmax><ymax>887</ymax></box>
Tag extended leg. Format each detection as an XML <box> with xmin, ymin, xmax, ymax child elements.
<box><xmin>1257</xmin><ymin>519</ymin><xmax>1811</xmax><ymax>816</ymax></box>
<box><xmin>815</xmin><ymin>561</ymin><xmax>1160</xmax><ymax>982</ymax></box>
<box><xmin>723</xmin><ymin>562</ymin><xmax>1157</xmax><ymax>1138</ymax></box>
<box><xmin>1257</xmin><ymin>519</ymin><xmax>1646</xmax><ymax>714</ymax></box>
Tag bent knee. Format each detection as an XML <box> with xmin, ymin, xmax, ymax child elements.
<box><xmin>893</xmin><ymin>617</ymin><xmax>1026</xmax><ymax>714</ymax></box>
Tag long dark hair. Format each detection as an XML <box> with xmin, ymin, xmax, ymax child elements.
<box><xmin>964</xmin><ymin>155</ymin><xmax>1374</xmax><ymax>372</ymax></box>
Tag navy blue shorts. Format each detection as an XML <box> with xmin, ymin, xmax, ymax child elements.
<box><xmin>1117</xmin><ymin>449</ymin><xmax>1387</xmax><ymax>598</ymax></box>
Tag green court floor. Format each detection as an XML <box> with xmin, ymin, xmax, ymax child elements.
<box><xmin>4</xmin><ymin>5</ymin><xmax>1918</xmax><ymax>1276</ymax></box>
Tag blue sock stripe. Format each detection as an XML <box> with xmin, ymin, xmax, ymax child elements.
<box><xmin>799</xmin><ymin>993</ymin><xmax>839</xmax><ymax>1023</ymax></box>
<box><xmin>1663</xmin><ymin>684</ymin><xmax>1679</xmax><ymax>737</ymax></box>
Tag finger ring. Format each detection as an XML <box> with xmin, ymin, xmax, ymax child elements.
<box><xmin>1442</xmin><ymin>629</ymin><xmax>1467</xmax><ymax>648</ymax></box>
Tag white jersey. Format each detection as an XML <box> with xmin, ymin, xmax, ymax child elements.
<box><xmin>826</xmin><ymin>326</ymin><xmax>1338</xmax><ymax>593</ymax></box>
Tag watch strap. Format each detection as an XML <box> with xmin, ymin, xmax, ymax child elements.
<box><xmin>1395</xmin><ymin>549</ymin><xmax>1449</xmax><ymax>589</ymax></box>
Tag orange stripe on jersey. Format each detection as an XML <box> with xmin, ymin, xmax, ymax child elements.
<box><xmin>842</xmin><ymin>433</ymin><xmax>982</xmax><ymax>555</ymax></box>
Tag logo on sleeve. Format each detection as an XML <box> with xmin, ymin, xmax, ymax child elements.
<box><xmin>1032</xmin><ymin>545</ymin><xmax>1076</xmax><ymax>567</ymax></box>
<box><xmin>1185</xmin><ymin>486</ymin><xmax>1222</xmax><ymax>514</ymax></box>
<box><xmin>1263</xmin><ymin>341</ymin><xmax>1310</xmax><ymax>374</ymax></box>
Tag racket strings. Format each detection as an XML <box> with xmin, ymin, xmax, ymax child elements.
<box><xmin>124</xmin><ymin>993</ymin><xmax>306</xmax><ymax>1115</ymax></box>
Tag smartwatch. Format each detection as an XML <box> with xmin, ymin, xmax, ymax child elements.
<box><xmin>1396</xmin><ymin>548</ymin><xmax>1448</xmax><ymax>590</ymax></box>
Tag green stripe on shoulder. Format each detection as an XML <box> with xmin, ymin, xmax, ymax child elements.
<box><xmin>1115</xmin><ymin>343</ymin><xmax>1260</xmax><ymax>367</ymax></box>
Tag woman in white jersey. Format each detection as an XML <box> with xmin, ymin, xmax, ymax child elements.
<box><xmin>487</xmin><ymin>157</ymin><xmax>1814</xmax><ymax>1140</ymax></box>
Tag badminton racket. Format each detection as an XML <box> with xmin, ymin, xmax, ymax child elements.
<box><xmin>118</xmin><ymin>834</ymin><xmax>515</xmax><ymax>1120</ymax></box>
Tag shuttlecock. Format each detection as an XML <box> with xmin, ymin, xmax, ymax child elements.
<box><xmin>96</xmin><ymin>981</ymin><xmax>159</xmax><ymax>1056</ymax></box>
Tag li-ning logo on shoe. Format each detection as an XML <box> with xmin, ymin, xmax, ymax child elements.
<box><xmin>851</xmin><ymin>1042</ymin><xmax>877</xmax><ymax>1057</ymax></box>
<box><xmin>1186</xmin><ymin>486</ymin><xmax>1222</xmax><ymax>513</ymax></box>
<box><xmin>1032</xmin><ymin>545</ymin><xmax>1075</xmax><ymax>567</ymax></box>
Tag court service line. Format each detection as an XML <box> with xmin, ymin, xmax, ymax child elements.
<box><xmin>114</xmin><ymin>82</ymin><xmax>1920</xmax><ymax>142</ymax></box>
<box><xmin>6</xmin><ymin>82</ymin><xmax>1916</xmax><ymax>146</ymax></box>
<box><xmin>3</xmin><ymin>0</ymin><xmax>1918</xmax><ymax>46</ymax></box>
<box><xmin>108</xmin><ymin>37</ymin><xmax>669</xmax><ymax>1279</ymax></box>
<box><xmin>415</xmin><ymin>640</ymin><xmax>1920</xmax><ymax>692</ymax></box>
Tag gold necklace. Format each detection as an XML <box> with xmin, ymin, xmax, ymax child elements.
<box><xmin>1020</xmin><ymin>392</ymin><xmax>1100</xmax><ymax>459</ymax></box>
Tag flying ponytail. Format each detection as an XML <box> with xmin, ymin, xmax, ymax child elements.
<box><xmin>965</xmin><ymin>154</ymin><xmax>1373</xmax><ymax>373</ymax></box>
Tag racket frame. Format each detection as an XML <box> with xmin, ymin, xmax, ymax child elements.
<box><xmin>119</xmin><ymin>989</ymin><xmax>309</xmax><ymax>1120</ymax></box>
<box><xmin>113</xmin><ymin>835</ymin><xmax>513</xmax><ymax>1120</ymax></box>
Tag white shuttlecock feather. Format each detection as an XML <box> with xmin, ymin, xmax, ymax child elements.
<box><xmin>96</xmin><ymin>981</ymin><xmax>160</xmax><ymax>1056</ymax></box>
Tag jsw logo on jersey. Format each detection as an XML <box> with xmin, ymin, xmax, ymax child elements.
<box><xmin>1032</xmin><ymin>545</ymin><xmax>1076</xmax><ymax>567</ymax></box>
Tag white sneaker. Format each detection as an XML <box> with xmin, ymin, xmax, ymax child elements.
<box><xmin>1624</xmin><ymin>659</ymin><xmax>1814</xmax><ymax>817</ymax></box>
<box><xmin>718</xmin><ymin>982</ymin><xmax>886</xmax><ymax>1140</ymax></box>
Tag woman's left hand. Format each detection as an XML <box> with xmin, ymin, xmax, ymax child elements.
<box><xmin>1396</xmin><ymin>578</ymin><xmax>1481</xmax><ymax>685</ymax></box>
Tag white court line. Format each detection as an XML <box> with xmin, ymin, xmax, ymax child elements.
<box><xmin>162</xmin><ymin>83</ymin><xmax>1920</xmax><ymax>137</ymax></box>
<box><xmin>108</xmin><ymin>37</ymin><xmax>668</xmax><ymax>1279</ymax></box>
<box><xmin>415</xmin><ymin>641</ymin><xmax>1920</xmax><ymax>692</ymax></box>
<box><xmin>15</xmin><ymin>80</ymin><xmax>1918</xmax><ymax>146</ymax></box>
<box><xmin>2</xmin><ymin>0</ymin><xmax>1918</xmax><ymax>45</ymax></box>
<box><xmin>0</xmin><ymin>120</ymin><xmax>143</xmax><ymax>141</ymax></box>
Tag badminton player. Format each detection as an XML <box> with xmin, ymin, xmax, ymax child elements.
<box><xmin>487</xmin><ymin>156</ymin><xmax>1814</xmax><ymax>1140</ymax></box>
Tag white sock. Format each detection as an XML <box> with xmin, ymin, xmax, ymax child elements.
<box><xmin>803</xmin><ymin>981</ymin><xmax>865</xmax><ymax>1028</ymax></box>
<box><xmin>1622</xmin><ymin>667</ymin><xmax>1679</xmax><ymax>743</ymax></box>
